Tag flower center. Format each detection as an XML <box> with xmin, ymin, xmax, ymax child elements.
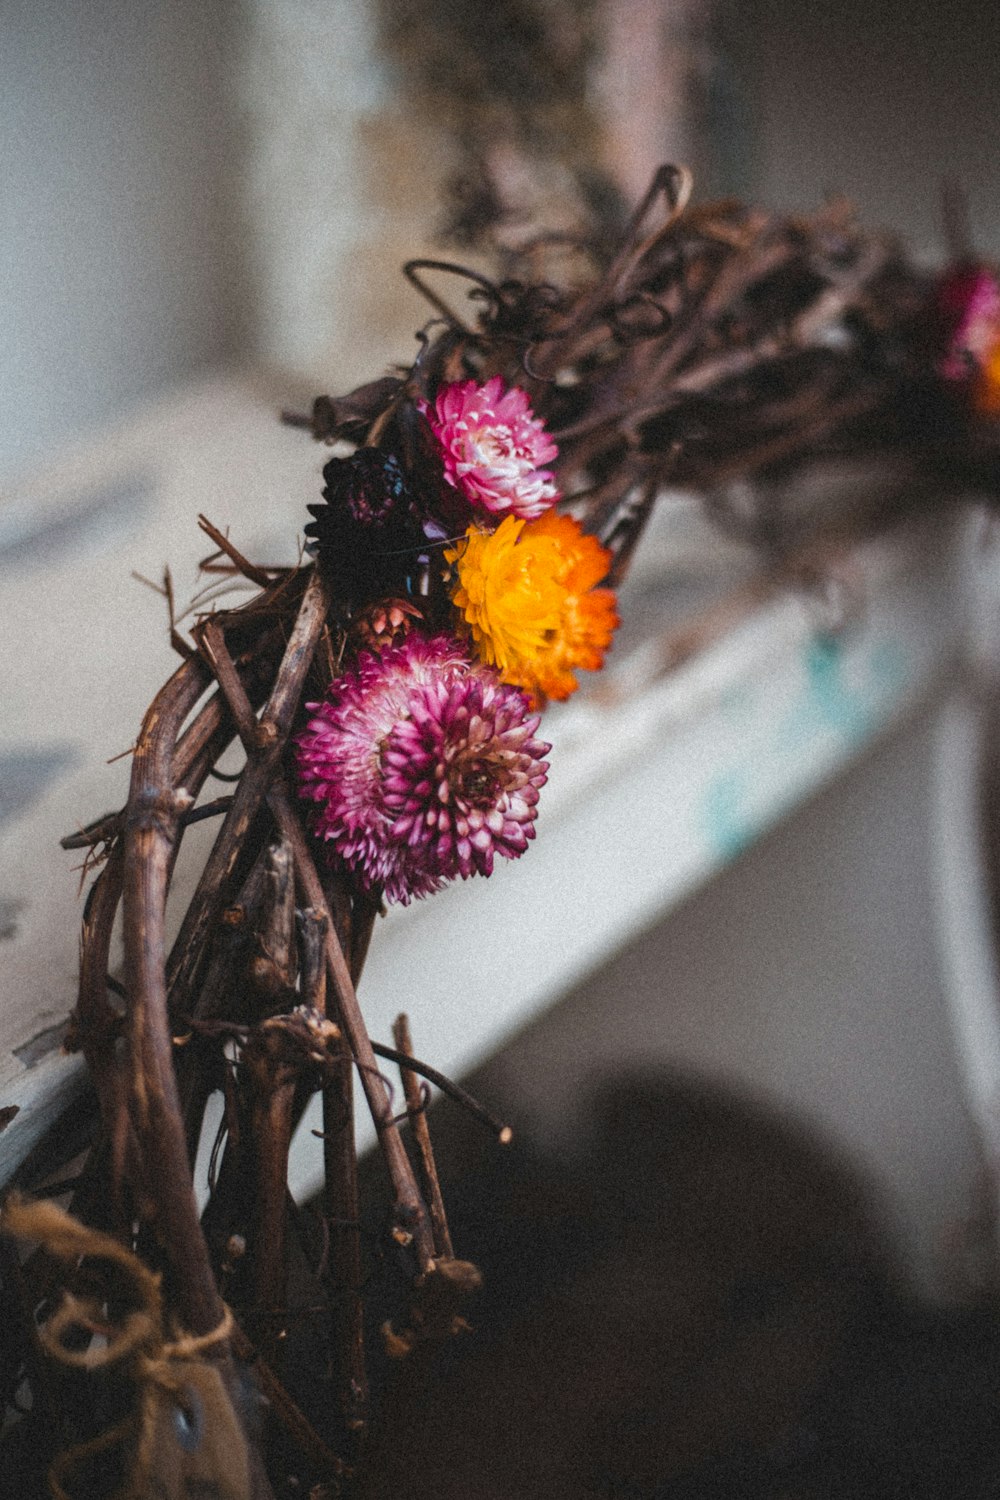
<box><xmin>458</xmin><ymin>763</ymin><xmax>497</xmax><ymax>804</ymax></box>
<box><xmin>444</xmin><ymin>743</ymin><xmax>506</xmax><ymax>809</ymax></box>
<box><xmin>474</xmin><ymin>426</ymin><xmax>524</xmax><ymax>471</ymax></box>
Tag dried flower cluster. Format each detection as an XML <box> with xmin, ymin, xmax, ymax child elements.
<box><xmin>447</xmin><ymin>513</ymin><xmax>618</xmax><ymax>703</ymax></box>
<box><xmin>431</xmin><ymin>376</ymin><xmax>559</xmax><ymax>519</ymax></box>
<box><xmin>290</xmin><ymin>173</ymin><xmax>1000</xmax><ymax>906</ymax></box>
<box><xmin>295</xmin><ymin>373</ymin><xmax>619</xmax><ymax>903</ymax></box>
<box><xmin>936</xmin><ymin>263</ymin><xmax>1000</xmax><ymax>416</ymax></box>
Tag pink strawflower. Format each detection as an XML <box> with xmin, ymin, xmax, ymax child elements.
<box><xmin>936</xmin><ymin>265</ymin><xmax>1000</xmax><ymax>381</ymax></box>
<box><xmin>294</xmin><ymin>634</ymin><xmax>551</xmax><ymax>904</ymax></box>
<box><xmin>429</xmin><ymin>376</ymin><xmax>560</xmax><ymax>520</ymax></box>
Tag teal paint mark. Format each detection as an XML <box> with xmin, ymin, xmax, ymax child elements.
<box><xmin>703</xmin><ymin>771</ymin><xmax>755</xmax><ymax>862</ymax></box>
<box><xmin>704</xmin><ymin>634</ymin><xmax>910</xmax><ymax>865</ymax></box>
<box><xmin>777</xmin><ymin>631</ymin><xmax>910</xmax><ymax>761</ymax></box>
<box><xmin>805</xmin><ymin>633</ymin><xmax>873</xmax><ymax>740</ymax></box>
<box><xmin>778</xmin><ymin>632</ymin><xmax>875</xmax><ymax>755</ymax></box>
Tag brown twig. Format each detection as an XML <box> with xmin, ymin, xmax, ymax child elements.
<box><xmin>70</xmin><ymin>845</ymin><xmax>137</xmax><ymax>1227</ymax></box>
<box><xmin>165</xmin><ymin>573</ymin><xmax>329</xmax><ymax>1024</ymax></box>
<box><xmin>243</xmin><ymin>1025</ymin><xmax>300</xmax><ymax>1365</ymax></box>
<box><xmin>268</xmin><ymin>780</ymin><xmax>437</xmax><ymax>1271</ymax></box>
<box><xmin>392</xmin><ymin>1014</ymin><xmax>454</xmax><ymax>1260</ymax></box>
<box><xmin>370</xmin><ymin>1043</ymin><xmax>513</xmax><ymax>1143</ymax></box>
<box><xmin>122</xmin><ymin>661</ymin><xmax>227</xmax><ymax>1335</ymax></box>
<box><xmin>196</xmin><ymin>604</ymin><xmax>437</xmax><ymax>1271</ymax></box>
<box><xmin>249</xmin><ymin>841</ymin><xmax>296</xmax><ymax>1005</ymax></box>
<box><xmin>324</xmin><ymin>1036</ymin><xmax>368</xmax><ymax>1448</ymax></box>
<box><xmin>197</xmin><ymin>515</ymin><xmax>278</xmax><ymax>590</ymax></box>
<box><xmin>295</xmin><ymin>903</ymin><xmax>369</xmax><ymax>1448</ymax></box>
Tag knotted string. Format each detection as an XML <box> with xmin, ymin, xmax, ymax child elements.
<box><xmin>2</xmin><ymin>1195</ymin><xmax>247</xmax><ymax>1500</ymax></box>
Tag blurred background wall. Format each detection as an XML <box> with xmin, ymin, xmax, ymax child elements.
<box><xmin>720</xmin><ymin>0</ymin><xmax>1000</xmax><ymax>259</ymax></box>
<box><xmin>2</xmin><ymin>0</ymin><xmax>239</xmax><ymax>481</ymax></box>
<box><xmin>4</xmin><ymin>0</ymin><xmax>999</xmax><ymax>481</ymax></box>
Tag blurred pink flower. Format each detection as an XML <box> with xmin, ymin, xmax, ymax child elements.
<box><xmin>294</xmin><ymin>634</ymin><xmax>550</xmax><ymax>904</ymax></box>
<box><xmin>937</xmin><ymin>265</ymin><xmax>1000</xmax><ymax>382</ymax></box>
<box><xmin>429</xmin><ymin>376</ymin><xmax>560</xmax><ymax>520</ymax></box>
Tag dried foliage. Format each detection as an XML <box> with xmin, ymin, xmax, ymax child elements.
<box><xmin>379</xmin><ymin>0</ymin><xmax>599</xmax><ymax>147</ymax></box>
<box><xmin>376</xmin><ymin>0</ymin><xmax>618</xmax><ymax>244</ymax></box>
<box><xmin>306</xmin><ymin>165</ymin><xmax>950</xmax><ymax>572</ymax></box>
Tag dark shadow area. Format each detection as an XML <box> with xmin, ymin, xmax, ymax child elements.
<box><xmin>358</xmin><ymin>1070</ymin><xmax>1000</xmax><ymax>1498</ymax></box>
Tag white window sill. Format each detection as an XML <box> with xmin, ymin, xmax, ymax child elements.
<box><xmin>0</xmin><ymin>374</ymin><xmax>971</xmax><ymax>1197</ymax></box>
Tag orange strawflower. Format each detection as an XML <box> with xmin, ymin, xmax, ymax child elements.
<box><xmin>446</xmin><ymin>512</ymin><xmax>619</xmax><ymax>705</ymax></box>
<box><xmin>974</xmin><ymin>337</ymin><xmax>1000</xmax><ymax>418</ymax></box>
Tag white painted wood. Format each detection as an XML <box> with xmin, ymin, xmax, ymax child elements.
<box><xmin>0</xmin><ymin>375</ymin><xmax>971</xmax><ymax>1240</ymax></box>
<box><xmin>289</xmin><ymin>512</ymin><xmax>967</xmax><ymax>1200</ymax></box>
<box><xmin>0</xmin><ymin>375</ymin><xmax>324</xmax><ymax>1180</ymax></box>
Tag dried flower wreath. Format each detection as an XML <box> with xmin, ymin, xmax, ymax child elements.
<box><xmin>3</xmin><ymin>165</ymin><xmax>1000</xmax><ymax>1499</ymax></box>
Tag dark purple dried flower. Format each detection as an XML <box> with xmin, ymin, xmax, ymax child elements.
<box><xmin>305</xmin><ymin>449</ymin><xmax>425</xmax><ymax>603</ymax></box>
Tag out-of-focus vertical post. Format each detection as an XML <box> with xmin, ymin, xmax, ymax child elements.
<box><xmin>595</xmin><ymin>0</ymin><xmax>715</xmax><ymax>201</ymax></box>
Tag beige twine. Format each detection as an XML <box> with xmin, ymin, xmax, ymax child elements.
<box><xmin>2</xmin><ymin>1194</ymin><xmax>248</xmax><ymax>1500</ymax></box>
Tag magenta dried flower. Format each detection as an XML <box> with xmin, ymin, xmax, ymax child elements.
<box><xmin>428</xmin><ymin>376</ymin><xmax>560</xmax><ymax>521</ymax></box>
<box><xmin>295</xmin><ymin>634</ymin><xmax>551</xmax><ymax>904</ymax></box>
<box><xmin>936</xmin><ymin>265</ymin><xmax>1000</xmax><ymax>382</ymax></box>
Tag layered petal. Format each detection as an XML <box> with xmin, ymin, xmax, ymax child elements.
<box><xmin>447</xmin><ymin>513</ymin><xmax>619</xmax><ymax>705</ymax></box>
<box><xmin>429</xmin><ymin>376</ymin><xmax>560</xmax><ymax>520</ymax></box>
<box><xmin>294</xmin><ymin>634</ymin><xmax>550</xmax><ymax>904</ymax></box>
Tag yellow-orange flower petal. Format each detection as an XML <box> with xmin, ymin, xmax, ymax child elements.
<box><xmin>446</xmin><ymin>513</ymin><xmax>619</xmax><ymax>705</ymax></box>
<box><xmin>974</xmin><ymin>337</ymin><xmax>1000</xmax><ymax>418</ymax></box>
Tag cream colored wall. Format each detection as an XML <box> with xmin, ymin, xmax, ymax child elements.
<box><xmin>1</xmin><ymin>0</ymin><xmax>238</xmax><ymax>482</ymax></box>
